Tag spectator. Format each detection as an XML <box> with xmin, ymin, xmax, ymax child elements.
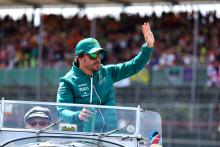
<box><xmin>0</xmin><ymin>11</ymin><xmax>219</xmax><ymax>70</ymax></box>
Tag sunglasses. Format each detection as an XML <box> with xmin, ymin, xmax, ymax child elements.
<box><xmin>86</xmin><ymin>52</ymin><xmax>104</xmax><ymax>60</ymax></box>
<box><xmin>28</xmin><ymin>120</ymin><xmax>49</xmax><ymax>127</ymax></box>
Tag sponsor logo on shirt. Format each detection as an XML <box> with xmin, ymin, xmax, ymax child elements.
<box><xmin>78</xmin><ymin>83</ymin><xmax>89</xmax><ymax>97</ymax></box>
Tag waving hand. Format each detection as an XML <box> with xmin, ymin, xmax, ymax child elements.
<box><xmin>142</xmin><ymin>22</ymin><xmax>155</xmax><ymax>48</ymax></box>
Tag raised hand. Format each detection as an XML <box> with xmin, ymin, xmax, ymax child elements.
<box><xmin>142</xmin><ymin>22</ymin><xmax>155</xmax><ymax>48</ymax></box>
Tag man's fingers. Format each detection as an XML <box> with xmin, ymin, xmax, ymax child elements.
<box><xmin>85</xmin><ymin>109</ymin><xmax>93</xmax><ymax>115</ymax></box>
<box><xmin>79</xmin><ymin>107</ymin><xmax>94</xmax><ymax>121</ymax></box>
<box><xmin>142</xmin><ymin>22</ymin><xmax>150</xmax><ymax>33</ymax></box>
<box><xmin>83</xmin><ymin>111</ymin><xmax>92</xmax><ymax>117</ymax></box>
<box><xmin>146</xmin><ymin>22</ymin><xmax>150</xmax><ymax>29</ymax></box>
<box><xmin>79</xmin><ymin>112</ymin><xmax>90</xmax><ymax>121</ymax></box>
<box><xmin>142</xmin><ymin>22</ymin><xmax>154</xmax><ymax>48</ymax></box>
<box><xmin>82</xmin><ymin>107</ymin><xmax>93</xmax><ymax>115</ymax></box>
<box><xmin>80</xmin><ymin>116</ymin><xmax>89</xmax><ymax>122</ymax></box>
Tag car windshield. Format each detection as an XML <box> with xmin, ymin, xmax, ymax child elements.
<box><xmin>0</xmin><ymin>100</ymin><xmax>162</xmax><ymax>147</ymax></box>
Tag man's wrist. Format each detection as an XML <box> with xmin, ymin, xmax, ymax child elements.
<box><xmin>147</xmin><ymin>44</ymin><xmax>154</xmax><ymax>48</ymax></box>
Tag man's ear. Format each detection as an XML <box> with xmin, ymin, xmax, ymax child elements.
<box><xmin>77</xmin><ymin>56</ymin><xmax>84</xmax><ymax>62</ymax></box>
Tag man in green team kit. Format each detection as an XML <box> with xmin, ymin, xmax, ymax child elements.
<box><xmin>56</xmin><ymin>22</ymin><xmax>155</xmax><ymax>132</ymax></box>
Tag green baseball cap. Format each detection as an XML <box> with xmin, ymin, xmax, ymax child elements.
<box><xmin>75</xmin><ymin>38</ymin><xmax>105</xmax><ymax>56</ymax></box>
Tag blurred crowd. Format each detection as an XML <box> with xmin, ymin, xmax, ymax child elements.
<box><xmin>0</xmin><ymin>10</ymin><xmax>220</xmax><ymax>85</ymax></box>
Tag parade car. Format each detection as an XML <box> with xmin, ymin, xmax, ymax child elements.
<box><xmin>0</xmin><ymin>99</ymin><xmax>162</xmax><ymax>147</ymax></box>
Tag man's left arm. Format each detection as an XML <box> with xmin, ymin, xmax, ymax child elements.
<box><xmin>106</xmin><ymin>22</ymin><xmax>155</xmax><ymax>82</ymax></box>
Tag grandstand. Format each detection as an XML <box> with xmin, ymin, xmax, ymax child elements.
<box><xmin>0</xmin><ymin>0</ymin><xmax>220</xmax><ymax>146</ymax></box>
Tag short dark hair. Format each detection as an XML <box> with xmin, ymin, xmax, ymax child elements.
<box><xmin>74</xmin><ymin>57</ymin><xmax>80</xmax><ymax>67</ymax></box>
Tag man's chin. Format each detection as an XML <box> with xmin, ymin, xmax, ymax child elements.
<box><xmin>93</xmin><ymin>65</ymin><xmax>100</xmax><ymax>71</ymax></box>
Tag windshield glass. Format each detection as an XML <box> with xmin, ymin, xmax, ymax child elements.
<box><xmin>1</xmin><ymin>101</ymin><xmax>137</xmax><ymax>133</ymax></box>
<box><xmin>0</xmin><ymin>100</ymin><xmax>162</xmax><ymax>147</ymax></box>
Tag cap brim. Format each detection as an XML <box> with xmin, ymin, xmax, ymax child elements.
<box><xmin>87</xmin><ymin>48</ymin><xmax>106</xmax><ymax>54</ymax></box>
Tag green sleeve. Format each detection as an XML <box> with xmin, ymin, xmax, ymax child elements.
<box><xmin>105</xmin><ymin>43</ymin><xmax>153</xmax><ymax>82</ymax></box>
<box><xmin>56</xmin><ymin>77</ymin><xmax>74</xmax><ymax>104</ymax></box>
<box><xmin>56</xmin><ymin>77</ymin><xmax>80</xmax><ymax>123</ymax></box>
